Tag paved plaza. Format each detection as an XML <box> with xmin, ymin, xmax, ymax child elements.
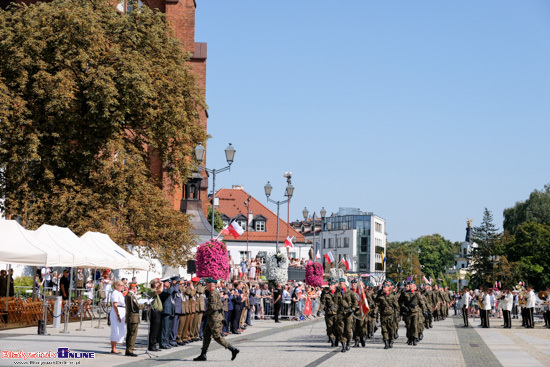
<box><xmin>0</xmin><ymin>316</ymin><xmax>549</xmax><ymax>367</ymax></box>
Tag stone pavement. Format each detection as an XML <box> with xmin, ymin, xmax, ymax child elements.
<box><xmin>0</xmin><ymin>315</ymin><xmax>549</xmax><ymax>366</ymax></box>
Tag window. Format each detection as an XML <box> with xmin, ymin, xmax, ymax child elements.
<box><xmin>236</xmin><ymin>220</ymin><xmax>247</xmax><ymax>231</ymax></box>
<box><xmin>239</xmin><ymin>251</ymin><xmax>251</xmax><ymax>260</ymax></box>
<box><xmin>360</xmin><ymin>237</ymin><xmax>368</xmax><ymax>253</ymax></box>
<box><xmin>328</xmin><ymin>238</ymin><xmax>333</xmax><ymax>248</ymax></box>
<box><xmin>343</xmin><ymin>237</ymin><xmax>349</xmax><ymax>248</ymax></box>
<box><xmin>255</xmin><ymin>221</ymin><xmax>265</xmax><ymax>232</ymax></box>
<box><xmin>323</xmin><ymin>239</ymin><xmax>327</xmax><ymax>248</ymax></box>
<box><xmin>375</xmin><ymin>222</ymin><xmax>383</xmax><ymax>233</ymax></box>
<box><xmin>117</xmin><ymin>0</ymin><xmax>143</xmax><ymax>13</ymax></box>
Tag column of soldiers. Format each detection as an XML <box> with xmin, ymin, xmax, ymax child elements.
<box><xmin>321</xmin><ymin>278</ymin><xmax>455</xmax><ymax>350</ymax></box>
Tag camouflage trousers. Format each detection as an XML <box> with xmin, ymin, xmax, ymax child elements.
<box><xmin>325</xmin><ymin>314</ymin><xmax>337</xmax><ymax>339</ymax></box>
<box><xmin>353</xmin><ymin>316</ymin><xmax>367</xmax><ymax>340</ymax></box>
<box><xmin>424</xmin><ymin>309</ymin><xmax>433</xmax><ymax>328</ymax></box>
<box><xmin>417</xmin><ymin>312</ymin><xmax>425</xmax><ymax>335</ymax></box>
<box><xmin>202</xmin><ymin>317</ymin><xmax>229</xmax><ymax>351</ymax></box>
<box><xmin>336</xmin><ymin>314</ymin><xmax>353</xmax><ymax>343</ymax></box>
<box><xmin>380</xmin><ymin>315</ymin><xmax>395</xmax><ymax>341</ymax></box>
<box><xmin>403</xmin><ymin>312</ymin><xmax>419</xmax><ymax>339</ymax></box>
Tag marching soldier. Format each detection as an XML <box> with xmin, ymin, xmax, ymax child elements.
<box><xmin>375</xmin><ymin>281</ymin><xmax>399</xmax><ymax>349</ymax></box>
<box><xmin>364</xmin><ymin>282</ymin><xmax>378</xmax><ymax>339</ymax></box>
<box><xmin>193</xmin><ymin>278</ymin><xmax>239</xmax><ymax>361</ymax></box>
<box><xmin>422</xmin><ymin>284</ymin><xmax>435</xmax><ymax>329</ymax></box>
<box><xmin>322</xmin><ymin>280</ymin><xmax>339</xmax><ymax>346</ymax></box>
<box><xmin>125</xmin><ymin>282</ymin><xmax>145</xmax><ymax>357</ymax></box>
<box><xmin>350</xmin><ymin>279</ymin><xmax>367</xmax><ymax>348</ymax></box>
<box><xmin>335</xmin><ymin>278</ymin><xmax>358</xmax><ymax>353</ymax></box>
<box><xmin>399</xmin><ymin>281</ymin><xmax>421</xmax><ymax>346</ymax></box>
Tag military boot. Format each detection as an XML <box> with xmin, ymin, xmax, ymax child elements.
<box><xmin>389</xmin><ymin>339</ymin><xmax>394</xmax><ymax>348</ymax></box>
<box><xmin>412</xmin><ymin>338</ymin><xmax>418</xmax><ymax>346</ymax></box>
<box><xmin>193</xmin><ymin>348</ymin><xmax>208</xmax><ymax>361</ymax></box>
<box><xmin>360</xmin><ymin>337</ymin><xmax>366</xmax><ymax>347</ymax></box>
<box><xmin>345</xmin><ymin>341</ymin><xmax>350</xmax><ymax>351</ymax></box>
<box><xmin>341</xmin><ymin>343</ymin><xmax>346</xmax><ymax>353</ymax></box>
<box><xmin>353</xmin><ymin>339</ymin><xmax>360</xmax><ymax>348</ymax></box>
<box><xmin>228</xmin><ymin>346</ymin><xmax>239</xmax><ymax>361</ymax></box>
<box><xmin>334</xmin><ymin>339</ymin><xmax>339</xmax><ymax>347</ymax></box>
<box><xmin>328</xmin><ymin>337</ymin><xmax>333</xmax><ymax>344</ymax></box>
<box><xmin>407</xmin><ymin>338</ymin><xmax>412</xmax><ymax>345</ymax></box>
<box><xmin>383</xmin><ymin>340</ymin><xmax>389</xmax><ymax>349</ymax></box>
<box><xmin>394</xmin><ymin>330</ymin><xmax>399</xmax><ymax>339</ymax></box>
<box><xmin>419</xmin><ymin>333</ymin><xmax>423</xmax><ymax>341</ymax></box>
<box><xmin>330</xmin><ymin>339</ymin><xmax>335</xmax><ymax>347</ymax></box>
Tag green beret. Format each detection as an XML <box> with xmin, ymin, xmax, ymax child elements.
<box><xmin>339</xmin><ymin>278</ymin><xmax>346</xmax><ymax>283</ymax></box>
<box><xmin>205</xmin><ymin>278</ymin><xmax>217</xmax><ymax>284</ymax></box>
<box><xmin>329</xmin><ymin>281</ymin><xmax>336</xmax><ymax>285</ymax></box>
<box><xmin>351</xmin><ymin>278</ymin><xmax>358</xmax><ymax>284</ymax></box>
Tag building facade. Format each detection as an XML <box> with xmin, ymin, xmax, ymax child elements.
<box><xmin>215</xmin><ymin>186</ymin><xmax>306</xmax><ymax>262</ymax></box>
<box><xmin>319</xmin><ymin>208</ymin><xmax>386</xmax><ymax>280</ymax></box>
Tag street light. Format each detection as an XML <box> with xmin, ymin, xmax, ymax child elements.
<box><xmin>194</xmin><ymin>142</ymin><xmax>236</xmax><ymax>239</ymax></box>
<box><xmin>303</xmin><ymin>207</ymin><xmax>326</xmax><ymax>260</ymax></box>
<box><xmin>264</xmin><ymin>177</ymin><xmax>294</xmax><ymax>252</ymax></box>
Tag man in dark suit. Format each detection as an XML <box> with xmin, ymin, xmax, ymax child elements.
<box><xmin>159</xmin><ymin>279</ymin><xmax>175</xmax><ymax>349</ymax></box>
<box><xmin>170</xmin><ymin>275</ymin><xmax>183</xmax><ymax>347</ymax></box>
<box><xmin>125</xmin><ymin>282</ymin><xmax>144</xmax><ymax>357</ymax></box>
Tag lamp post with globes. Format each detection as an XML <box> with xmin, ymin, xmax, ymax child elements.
<box><xmin>264</xmin><ymin>179</ymin><xmax>294</xmax><ymax>253</ymax></box>
<box><xmin>302</xmin><ymin>207</ymin><xmax>326</xmax><ymax>259</ymax></box>
<box><xmin>194</xmin><ymin>142</ymin><xmax>236</xmax><ymax>239</ymax></box>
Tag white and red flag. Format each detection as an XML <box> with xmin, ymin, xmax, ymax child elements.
<box><xmin>315</xmin><ymin>250</ymin><xmax>321</xmax><ymax>260</ymax></box>
<box><xmin>342</xmin><ymin>256</ymin><xmax>351</xmax><ymax>271</ymax></box>
<box><xmin>324</xmin><ymin>251</ymin><xmax>334</xmax><ymax>264</ymax></box>
<box><xmin>353</xmin><ymin>280</ymin><xmax>370</xmax><ymax>318</ymax></box>
<box><xmin>284</xmin><ymin>236</ymin><xmax>294</xmax><ymax>248</ymax></box>
<box><xmin>221</xmin><ymin>221</ymin><xmax>244</xmax><ymax>239</ymax></box>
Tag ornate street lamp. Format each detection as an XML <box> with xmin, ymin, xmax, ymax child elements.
<box><xmin>264</xmin><ymin>178</ymin><xmax>294</xmax><ymax>252</ymax></box>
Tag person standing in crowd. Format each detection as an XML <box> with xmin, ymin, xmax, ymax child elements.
<box><xmin>512</xmin><ymin>290</ymin><xmax>519</xmax><ymax>319</ymax></box>
<box><xmin>159</xmin><ymin>278</ymin><xmax>175</xmax><ymax>349</ymax></box>
<box><xmin>169</xmin><ymin>275</ymin><xmax>183</xmax><ymax>347</ymax></box>
<box><xmin>261</xmin><ymin>283</ymin><xmax>272</xmax><ymax>319</ymax></box>
<box><xmin>460</xmin><ymin>287</ymin><xmax>471</xmax><ymax>327</ymax></box>
<box><xmin>148</xmin><ymin>278</ymin><xmax>164</xmax><ymax>351</ymax></box>
<box><xmin>34</xmin><ymin>274</ymin><xmax>44</xmax><ymax>299</ymax></box>
<box><xmin>110</xmin><ymin>280</ymin><xmax>126</xmax><ymax>354</ymax></box>
<box><xmin>194</xmin><ymin>279</ymin><xmax>206</xmax><ymax>340</ymax></box>
<box><xmin>525</xmin><ymin>285</ymin><xmax>536</xmax><ymax>328</ymax></box>
<box><xmin>0</xmin><ymin>270</ymin><xmax>6</xmax><ymax>297</ymax></box>
<box><xmin>240</xmin><ymin>258</ymin><xmax>248</xmax><ymax>281</ymax></box>
<box><xmin>59</xmin><ymin>269</ymin><xmax>71</xmax><ymax>301</ymax></box>
<box><xmin>193</xmin><ymin>278</ymin><xmax>240</xmax><ymax>362</ymax></box>
<box><xmin>272</xmin><ymin>282</ymin><xmax>282</xmax><ymax>323</ymax></box>
<box><xmin>481</xmin><ymin>288</ymin><xmax>492</xmax><ymax>328</ymax></box>
<box><xmin>283</xmin><ymin>285</ymin><xmax>292</xmax><ymax>317</ymax></box>
<box><xmin>501</xmin><ymin>287</ymin><xmax>513</xmax><ymax>328</ymax></box>
<box><xmin>125</xmin><ymin>282</ymin><xmax>144</xmax><ymax>357</ymax></box>
<box><xmin>249</xmin><ymin>283</ymin><xmax>260</xmax><ymax>320</ymax></box>
<box><xmin>75</xmin><ymin>269</ymin><xmax>84</xmax><ymax>297</ymax></box>
<box><xmin>231</xmin><ymin>282</ymin><xmax>243</xmax><ymax>334</ymax></box>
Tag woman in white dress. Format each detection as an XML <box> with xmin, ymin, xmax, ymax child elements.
<box><xmin>109</xmin><ymin>280</ymin><xmax>126</xmax><ymax>354</ymax></box>
<box><xmin>248</xmin><ymin>261</ymin><xmax>256</xmax><ymax>280</ymax></box>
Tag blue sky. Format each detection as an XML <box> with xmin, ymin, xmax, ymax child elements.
<box><xmin>194</xmin><ymin>0</ymin><xmax>550</xmax><ymax>243</ymax></box>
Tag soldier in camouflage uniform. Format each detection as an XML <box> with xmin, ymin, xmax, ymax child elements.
<box><xmin>375</xmin><ymin>282</ymin><xmax>399</xmax><ymax>349</ymax></box>
<box><xmin>431</xmin><ymin>284</ymin><xmax>442</xmax><ymax>321</ymax></box>
<box><xmin>321</xmin><ymin>280</ymin><xmax>339</xmax><ymax>346</ymax></box>
<box><xmin>392</xmin><ymin>283</ymin><xmax>401</xmax><ymax>339</ymax></box>
<box><xmin>350</xmin><ymin>279</ymin><xmax>367</xmax><ymax>348</ymax></box>
<box><xmin>335</xmin><ymin>278</ymin><xmax>358</xmax><ymax>353</ymax></box>
<box><xmin>193</xmin><ymin>278</ymin><xmax>239</xmax><ymax>362</ymax></box>
<box><xmin>422</xmin><ymin>284</ymin><xmax>434</xmax><ymax>329</ymax></box>
<box><xmin>416</xmin><ymin>286</ymin><xmax>430</xmax><ymax>341</ymax></box>
<box><xmin>398</xmin><ymin>281</ymin><xmax>421</xmax><ymax>346</ymax></box>
<box><xmin>364</xmin><ymin>282</ymin><xmax>378</xmax><ymax>339</ymax></box>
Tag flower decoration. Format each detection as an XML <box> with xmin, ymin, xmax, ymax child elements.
<box><xmin>195</xmin><ymin>239</ymin><xmax>230</xmax><ymax>280</ymax></box>
<box><xmin>265</xmin><ymin>252</ymin><xmax>289</xmax><ymax>285</ymax></box>
<box><xmin>305</xmin><ymin>262</ymin><xmax>324</xmax><ymax>287</ymax></box>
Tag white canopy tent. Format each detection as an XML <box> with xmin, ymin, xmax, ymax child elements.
<box><xmin>80</xmin><ymin>232</ymin><xmax>149</xmax><ymax>271</ymax></box>
<box><xmin>34</xmin><ymin>224</ymin><xmax>114</xmax><ymax>269</ymax></box>
<box><xmin>0</xmin><ymin>220</ymin><xmax>61</xmax><ymax>266</ymax></box>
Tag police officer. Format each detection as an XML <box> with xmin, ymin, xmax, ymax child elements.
<box><xmin>193</xmin><ymin>278</ymin><xmax>240</xmax><ymax>361</ymax></box>
<box><xmin>125</xmin><ymin>282</ymin><xmax>144</xmax><ymax>357</ymax></box>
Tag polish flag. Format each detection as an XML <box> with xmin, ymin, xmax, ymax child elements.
<box><xmin>226</xmin><ymin>221</ymin><xmax>244</xmax><ymax>239</ymax></box>
<box><xmin>315</xmin><ymin>250</ymin><xmax>321</xmax><ymax>260</ymax></box>
<box><xmin>284</xmin><ymin>236</ymin><xmax>294</xmax><ymax>248</ymax></box>
<box><xmin>422</xmin><ymin>276</ymin><xmax>431</xmax><ymax>284</ymax></box>
<box><xmin>341</xmin><ymin>256</ymin><xmax>351</xmax><ymax>271</ymax></box>
<box><xmin>353</xmin><ymin>280</ymin><xmax>370</xmax><ymax>317</ymax></box>
<box><xmin>324</xmin><ymin>251</ymin><xmax>334</xmax><ymax>264</ymax></box>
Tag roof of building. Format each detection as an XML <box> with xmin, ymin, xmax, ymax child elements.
<box><xmin>215</xmin><ymin>187</ymin><xmax>305</xmax><ymax>243</ymax></box>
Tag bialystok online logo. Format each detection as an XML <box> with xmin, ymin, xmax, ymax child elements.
<box><xmin>1</xmin><ymin>348</ymin><xmax>95</xmax><ymax>361</ymax></box>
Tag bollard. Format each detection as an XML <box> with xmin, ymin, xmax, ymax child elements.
<box><xmin>76</xmin><ymin>299</ymin><xmax>85</xmax><ymax>331</ymax></box>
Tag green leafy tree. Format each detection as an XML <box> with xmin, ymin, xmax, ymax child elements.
<box><xmin>503</xmin><ymin>184</ymin><xmax>550</xmax><ymax>235</ymax></box>
<box><xmin>413</xmin><ymin>234</ymin><xmax>456</xmax><ymax>280</ymax></box>
<box><xmin>207</xmin><ymin>206</ymin><xmax>225</xmax><ymax>233</ymax></box>
<box><xmin>0</xmin><ymin>0</ymin><xmax>207</xmax><ymax>266</ymax></box>
<box><xmin>470</xmin><ymin>208</ymin><xmax>501</xmax><ymax>288</ymax></box>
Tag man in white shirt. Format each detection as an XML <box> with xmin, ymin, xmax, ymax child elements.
<box><xmin>525</xmin><ymin>285</ymin><xmax>536</xmax><ymax>328</ymax></box>
<box><xmin>460</xmin><ymin>287</ymin><xmax>471</xmax><ymax>327</ymax></box>
<box><xmin>481</xmin><ymin>288</ymin><xmax>492</xmax><ymax>328</ymax></box>
<box><xmin>500</xmin><ymin>288</ymin><xmax>514</xmax><ymax>328</ymax></box>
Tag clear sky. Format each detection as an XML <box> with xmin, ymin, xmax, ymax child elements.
<box><xmin>194</xmin><ymin>0</ymin><xmax>550</xmax><ymax>243</ymax></box>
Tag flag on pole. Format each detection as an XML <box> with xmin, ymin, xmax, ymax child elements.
<box><xmin>422</xmin><ymin>275</ymin><xmax>430</xmax><ymax>284</ymax></box>
<box><xmin>226</xmin><ymin>221</ymin><xmax>244</xmax><ymax>239</ymax></box>
<box><xmin>341</xmin><ymin>256</ymin><xmax>350</xmax><ymax>271</ymax></box>
<box><xmin>284</xmin><ymin>236</ymin><xmax>294</xmax><ymax>248</ymax></box>
<box><xmin>381</xmin><ymin>251</ymin><xmax>386</xmax><ymax>263</ymax></box>
<box><xmin>353</xmin><ymin>279</ymin><xmax>370</xmax><ymax>317</ymax></box>
<box><xmin>315</xmin><ymin>250</ymin><xmax>321</xmax><ymax>260</ymax></box>
<box><xmin>324</xmin><ymin>251</ymin><xmax>334</xmax><ymax>264</ymax></box>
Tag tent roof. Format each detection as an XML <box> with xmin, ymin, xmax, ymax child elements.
<box><xmin>0</xmin><ymin>220</ymin><xmax>49</xmax><ymax>266</ymax></box>
<box><xmin>34</xmin><ymin>225</ymin><xmax>112</xmax><ymax>268</ymax></box>
<box><xmin>80</xmin><ymin>232</ymin><xmax>149</xmax><ymax>271</ymax></box>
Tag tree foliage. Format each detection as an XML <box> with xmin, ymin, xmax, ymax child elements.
<box><xmin>503</xmin><ymin>184</ymin><xmax>550</xmax><ymax>235</ymax></box>
<box><xmin>0</xmin><ymin>0</ymin><xmax>207</xmax><ymax>266</ymax></box>
<box><xmin>469</xmin><ymin>208</ymin><xmax>502</xmax><ymax>288</ymax></box>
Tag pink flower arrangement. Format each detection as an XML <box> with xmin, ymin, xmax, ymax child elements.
<box><xmin>305</xmin><ymin>262</ymin><xmax>324</xmax><ymax>287</ymax></box>
<box><xmin>195</xmin><ymin>239</ymin><xmax>230</xmax><ymax>279</ymax></box>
